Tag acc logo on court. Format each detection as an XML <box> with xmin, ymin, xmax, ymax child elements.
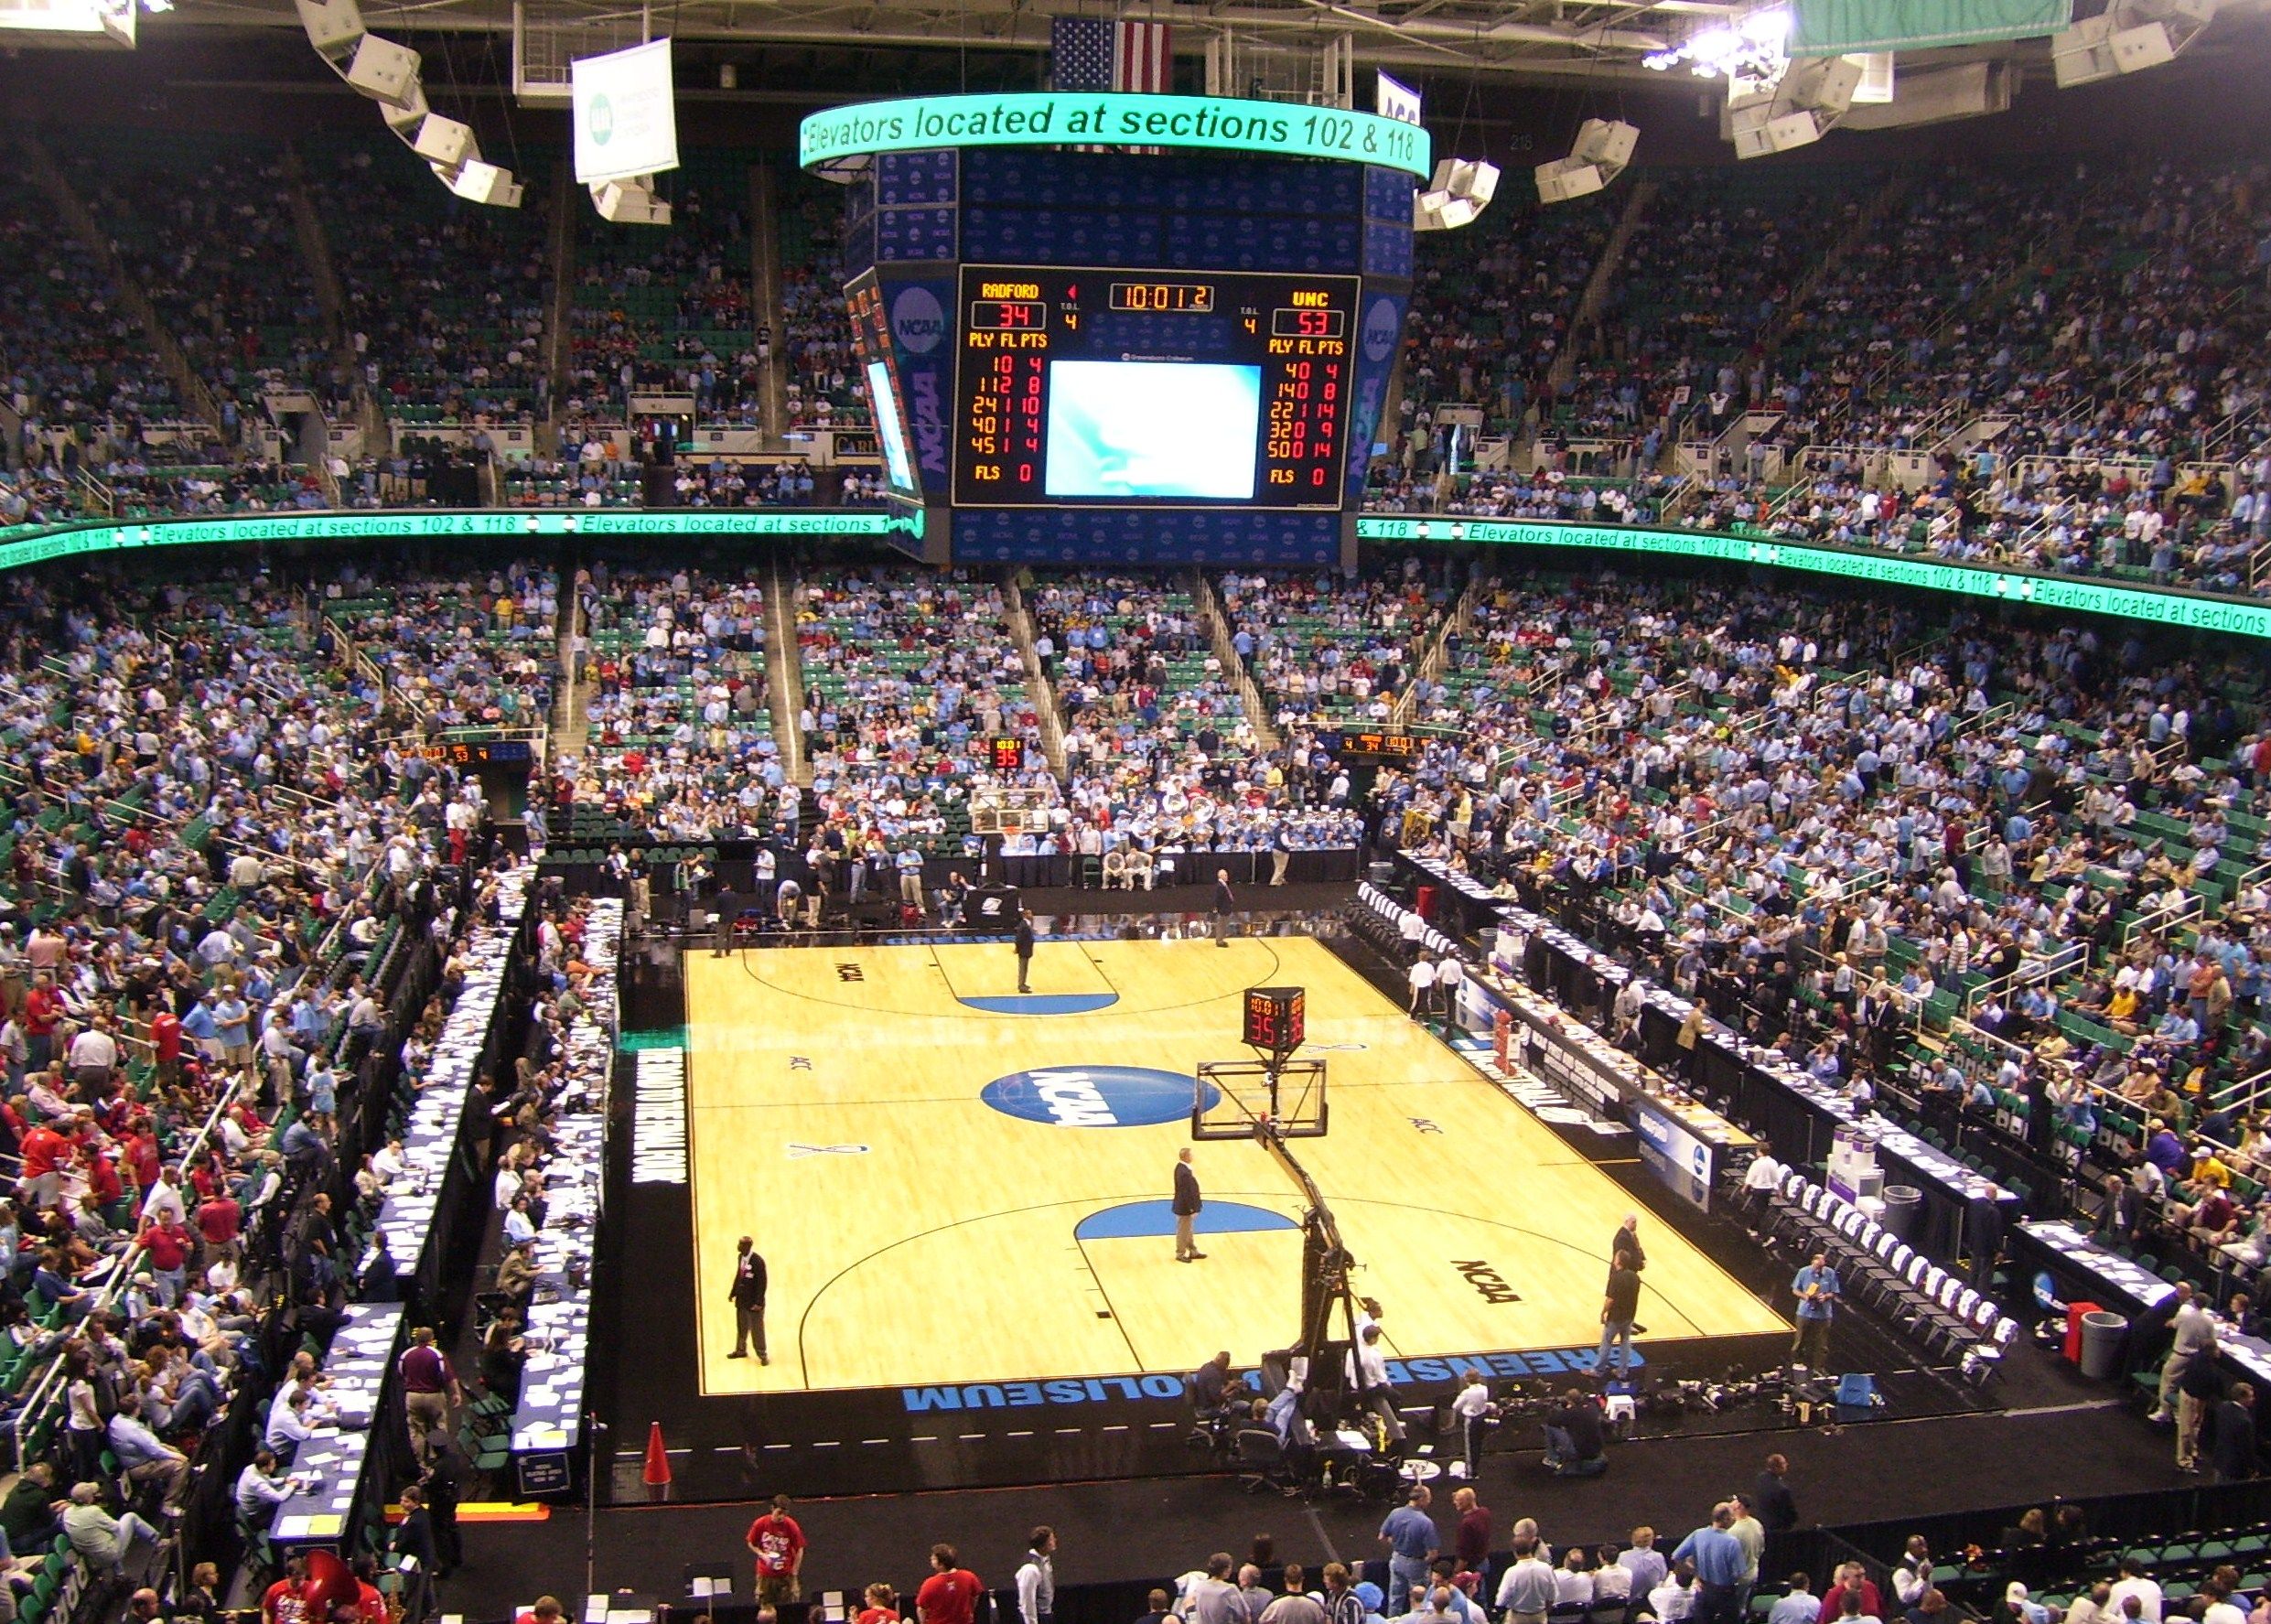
<box><xmin>982</xmin><ymin>1066</ymin><xmax>1215</xmax><ymax>1129</ymax></box>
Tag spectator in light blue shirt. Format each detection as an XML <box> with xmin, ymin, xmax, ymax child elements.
<box><xmin>1671</xmin><ymin>1506</ymin><xmax>1747</xmax><ymax>1624</ymax></box>
<box><xmin>1378</xmin><ymin>1487</ymin><xmax>1439</xmax><ymax>1617</ymax></box>
<box><xmin>1768</xmin><ymin>1577</ymin><xmax>1820</xmax><ymax>1624</ymax></box>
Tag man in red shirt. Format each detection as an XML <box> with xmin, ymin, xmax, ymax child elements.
<box><xmin>148</xmin><ymin>1007</ymin><xmax>182</xmax><ymax>1087</ymax></box>
<box><xmin>198</xmin><ymin>1188</ymin><xmax>243</xmax><ymax>1269</ymax></box>
<box><xmin>20</xmin><ymin>1118</ymin><xmax>74</xmax><ymax>1210</ymax></box>
<box><xmin>137</xmin><ymin>1215</ymin><xmax>191</xmax><ymax>1307</ymax></box>
<box><xmin>917</xmin><ymin>1544</ymin><xmax>983</xmax><ymax>1624</ymax></box>
<box><xmin>515</xmin><ymin>1597</ymin><xmax>565</xmax><ymax>1624</ymax></box>
<box><xmin>745</xmin><ymin>1493</ymin><xmax>806</xmax><ymax>1606</ymax></box>
<box><xmin>262</xmin><ymin>1556</ymin><xmax>316</xmax><ymax>1624</ymax></box>
<box><xmin>22</xmin><ymin>975</ymin><xmax>61</xmax><ymax>1073</ymax></box>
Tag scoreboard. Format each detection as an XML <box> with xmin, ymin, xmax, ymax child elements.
<box><xmin>951</xmin><ymin>265</ymin><xmax>1359</xmax><ymax>511</ymax></box>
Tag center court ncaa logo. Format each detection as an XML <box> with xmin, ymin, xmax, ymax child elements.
<box><xmin>982</xmin><ymin>1066</ymin><xmax>1219</xmax><ymax>1128</ymax></box>
<box><xmin>890</xmin><ymin>286</ymin><xmax>947</xmax><ymax>354</ymax></box>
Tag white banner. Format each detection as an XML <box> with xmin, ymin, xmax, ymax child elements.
<box><xmin>572</xmin><ymin>37</ymin><xmax>680</xmax><ymax>187</ymax></box>
<box><xmin>1375</xmin><ymin>70</ymin><xmax>1422</xmax><ymax>125</ymax></box>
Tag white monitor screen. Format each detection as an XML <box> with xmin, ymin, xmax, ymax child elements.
<box><xmin>1043</xmin><ymin>360</ymin><xmax>1261</xmax><ymax>501</ymax></box>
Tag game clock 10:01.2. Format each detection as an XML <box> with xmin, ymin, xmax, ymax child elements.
<box><xmin>951</xmin><ymin>265</ymin><xmax>1360</xmax><ymax>511</ymax></box>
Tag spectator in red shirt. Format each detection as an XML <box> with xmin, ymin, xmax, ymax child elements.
<box><xmin>918</xmin><ymin>1545</ymin><xmax>984</xmax><ymax>1624</ymax></box>
<box><xmin>198</xmin><ymin>1189</ymin><xmax>243</xmax><ymax>1268</ymax></box>
<box><xmin>22</xmin><ymin>975</ymin><xmax>61</xmax><ymax>1072</ymax></box>
<box><xmin>745</xmin><ymin>1494</ymin><xmax>806</xmax><ymax>1606</ymax></box>
<box><xmin>147</xmin><ymin>1008</ymin><xmax>182</xmax><ymax>1086</ymax></box>
<box><xmin>857</xmin><ymin>1585</ymin><xmax>902</xmax><ymax>1624</ymax></box>
<box><xmin>515</xmin><ymin>1598</ymin><xmax>565</xmax><ymax>1624</ymax></box>
<box><xmin>20</xmin><ymin>1119</ymin><xmax>75</xmax><ymax>1209</ymax></box>
<box><xmin>139</xmin><ymin>1214</ymin><xmax>191</xmax><ymax>1307</ymax></box>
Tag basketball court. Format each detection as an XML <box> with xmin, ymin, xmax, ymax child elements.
<box><xmin>679</xmin><ymin>934</ymin><xmax>1787</xmax><ymax>1397</ymax></box>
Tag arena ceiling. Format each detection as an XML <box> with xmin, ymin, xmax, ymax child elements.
<box><xmin>125</xmin><ymin>0</ymin><xmax>1978</xmax><ymax>87</ymax></box>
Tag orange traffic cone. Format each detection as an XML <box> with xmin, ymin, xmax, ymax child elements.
<box><xmin>642</xmin><ymin>1421</ymin><xmax>673</xmax><ymax>1500</ymax></box>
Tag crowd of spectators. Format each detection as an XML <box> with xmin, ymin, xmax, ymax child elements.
<box><xmin>562</xmin><ymin>156</ymin><xmax>766</xmax><ymax>427</ymax></box>
<box><xmin>795</xmin><ymin>570</ymin><xmax>1044</xmax><ymax>855</ymax></box>
<box><xmin>0</xmin><ymin>545</ymin><xmax>553</xmax><ymax>1622</ymax></box>
<box><xmin>65</xmin><ymin>134</ymin><xmax>335</xmax><ymax>425</ymax></box>
<box><xmin>1386</xmin><ymin>568</ymin><xmax>2271</xmax><ymax>1209</ymax></box>
<box><xmin>306</xmin><ymin>134</ymin><xmax>554</xmax><ymax>425</ymax></box>
<box><xmin>573</xmin><ymin>564</ymin><xmax>790</xmax><ymax>845</ymax></box>
<box><xmin>1222</xmin><ymin>565</ymin><xmax>1452</xmax><ymax>733</ymax></box>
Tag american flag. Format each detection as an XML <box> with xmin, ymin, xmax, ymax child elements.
<box><xmin>1051</xmin><ymin>14</ymin><xmax>1173</xmax><ymax>92</ymax></box>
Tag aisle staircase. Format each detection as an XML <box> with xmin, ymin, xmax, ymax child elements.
<box><xmin>999</xmin><ymin>570</ymin><xmax>1070</xmax><ymax>777</ymax></box>
<box><xmin>751</xmin><ymin>162</ymin><xmax>792</xmax><ymax>452</ymax></box>
<box><xmin>541</xmin><ymin>164</ymin><xmax>577</xmax><ymax>448</ymax></box>
<box><xmin>765</xmin><ymin>559</ymin><xmax>809</xmax><ymax>784</ymax></box>
<box><xmin>281</xmin><ymin>142</ymin><xmax>360</xmax><ymax>406</ymax></box>
<box><xmin>1189</xmin><ymin>569</ymin><xmax>1280</xmax><ymax>750</ymax></box>
<box><xmin>1553</xmin><ymin>178</ymin><xmax>1658</xmax><ymax>393</ymax></box>
<box><xmin>22</xmin><ymin>132</ymin><xmax>224</xmax><ymax>437</ymax></box>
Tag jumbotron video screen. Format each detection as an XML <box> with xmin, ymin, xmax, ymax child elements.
<box><xmin>948</xmin><ymin>265</ymin><xmax>1360</xmax><ymax>511</ymax></box>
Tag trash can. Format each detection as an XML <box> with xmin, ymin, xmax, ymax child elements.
<box><xmin>1415</xmin><ymin>884</ymin><xmax>1438</xmax><ymax>921</ymax></box>
<box><xmin>2063</xmin><ymin>1300</ymin><xmax>2101</xmax><ymax>1365</ymax></box>
<box><xmin>2079</xmin><ymin>1309</ymin><xmax>2129</xmax><ymax>1381</ymax></box>
<box><xmin>1369</xmin><ymin>862</ymin><xmax>1396</xmax><ymax>886</ymax></box>
<box><xmin>1880</xmin><ymin>1184</ymin><xmax>1922</xmax><ymax>1242</ymax></box>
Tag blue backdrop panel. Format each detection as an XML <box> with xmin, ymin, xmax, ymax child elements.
<box><xmin>953</xmin><ymin>507</ymin><xmax>1339</xmax><ymax>567</ymax></box>
<box><xmin>1343</xmin><ymin>289</ymin><xmax>1408</xmax><ymax>505</ymax></box>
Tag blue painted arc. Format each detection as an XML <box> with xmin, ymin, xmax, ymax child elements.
<box><xmin>955</xmin><ymin>993</ymin><xmax>1121</xmax><ymax>1015</ymax></box>
<box><xmin>1074</xmin><ymin>1199</ymin><xmax>1299</xmax><ymax>1242</ymax></box>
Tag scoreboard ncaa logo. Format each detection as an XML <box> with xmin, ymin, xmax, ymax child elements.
<box><xmin>982</xmin><ymin>1066</ymin><xmax>1219</xmax><ymax>1128</ymax></box>
<box><xmin>890</xmin><ymin>286</ymin><xmax>947</xmax><ymax>354</ymax></box>
<box><xmin>1362</xmin><ymin>297</ymin><xmax>1400</xmax><ymax>364</ymax></box>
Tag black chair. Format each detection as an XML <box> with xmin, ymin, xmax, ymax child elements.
<box><xmin>1235</xmin><ymin>1427</ymin><xmax>1298</xmax><ymax>1496</ymax></box>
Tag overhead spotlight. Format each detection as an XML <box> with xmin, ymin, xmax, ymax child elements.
<box><xmin>2052</xmin><ymin>0</ymin><xmax>2216</xmax><ymax>87</ymax></box>
<box><xmin>1533</xmin><ymin>116</ymin><xmax>1635</xmax><ymax>204</ymax></box>
<box><xmin>1414</xmin><ymin>156</ymin><xmax>1500</xmax><ymax>230</ymax></box>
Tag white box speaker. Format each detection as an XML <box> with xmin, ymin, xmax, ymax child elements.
<box><xmin>448</xmin><ymin>159</ymin><xmax>519</xmax><ymax>206</ymax></box>
<box><xmin>1732</xmin><ymin>110</ymin><xmax>1820</xmax><ymax>158</ymax></box>
<box><xmin>413</xmin><ymin>113</ymin><xmax>475</xmax><ymax>167</ymax></box>
<box><xmin>2109</xmin><ymin>20</ymin><xmax>2176</xmax><ymax>70</ymax></box>
<box><xmin>381</xmin><ymin>78</ymin><xmax>429</xmax><ymax>132</ymax></box>
<box><xmin>1570</xmin><ymin>117</ymin><xmax>1637</xmax><ymax>168</ymax></box>
<box><xmin>1790</xmin><ymin>54</ymin><xmax>1863</xmax><ymax>114</ymax></box>
<box><xmin>1533</xmin><ymin>158</ymin><xmax>1605</xmax><ymax>202</ymax></box>
<box><xmin>293</xmin><ymin>0</ymin><xmax>361</xmax><ymax>55</ymax></box>
<box><xmin>345</xmin><ymin>34</ymin><xmax>422</xmax><ymax>107</ymax></box>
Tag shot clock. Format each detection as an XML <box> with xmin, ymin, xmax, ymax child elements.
<box><xmin>952</xmin><ymin>265</ymin><xmax>1359</xmax><ymax>510</ymax></box>
<box><xmin>1243</xmin><ymin>986</ymin><xmax>1307</xmax><ymax>1054</ymax></box>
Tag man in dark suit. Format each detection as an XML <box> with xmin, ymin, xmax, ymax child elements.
<box><xmin>729</xmin><ymin>1235</ymin><xmax>769</xmax><ymax>1363</ymax></box>
<box><xmin>1212</xmin><ymin>870</ymin><xmax>1234</xmax><ymax>947</ymax></box>
<box><xmin>1014</xmin><ymin>909</ymin><xmax>1036</xmax><ymax>994</ymax></box>
<box><xmin>2212</xmin><ymin>1382</ymin><xmax>2260</xmax><ymax>1483</ymax></box>
<box><xmin>1173</xmin><ymin>1148</ymin><xmax>1206</xmax><ymax>1263</ymax></box>
<box><xmin>1754</xmin><ymin>1451</ymin><xmax>1799</xmax><ymax>1531</ymax></box>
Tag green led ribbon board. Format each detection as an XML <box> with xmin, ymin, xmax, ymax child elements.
<box><xmin>800</xmin><ymin>93</ymin><xmax>1432</xmax><ymax>178</ymax></box>
<box><xmin>0</xmin><ymin>508</ymin><xmax>917</xmax><ymax>575</ymax></box>
<box><xmin>1352</xmin><ymin>516</ymin><xmax>2271</xmax><ymax>639</ymax></box>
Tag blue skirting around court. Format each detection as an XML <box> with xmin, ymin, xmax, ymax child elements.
<box><xmin>1074</xmin><ymin>1199</ymin><xmax>1298</xmax><ymax>1241</ymax></box>
<box><xmin>956</xmin><ymin>993</ymin><xmax>1121</xmax><ymax>1015</ymax></box>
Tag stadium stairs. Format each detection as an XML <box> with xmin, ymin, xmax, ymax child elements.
<box><xmin>765</xmin><ymin>559</ymin><xmax>809</xmax><ymax>784</ymax></box>
<box><xmin>751</xmin><ymin>159</ymin><xmax>791</xmax><ymax>449</ymax></box>
<box><xmin>1554</xmin><ymin>177</ymin><xmax>1658</xmax><ymax>395</ymax></box>
<box><xmin>999</xmin><ymin>570</ymin><xmax>1071</xmax><ymax>778</ymax></box>
<box><xmin>22</xmin><ymin>130</ymin><xmax>224</xmax><ymax>437</ymax></box>
<box><xmin>1189</xmin><ymin>568</ymin><xmax>1280</xmax><ymax>750</ymax></box>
